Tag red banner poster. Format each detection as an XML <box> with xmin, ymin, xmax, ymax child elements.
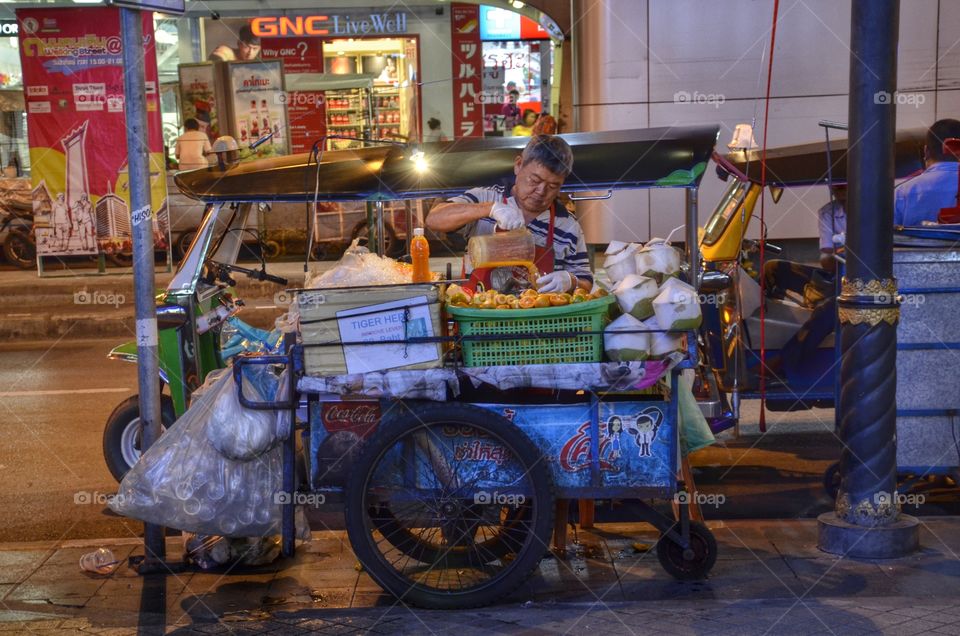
<box><xmin>261</xmin><ymin>37</ymin><xmax>325</xmax><ymax>154</ymax></box>
<box><xmin>450</xmin><ymin>3</ymin><xmax>483</xmax><ymax>138</ymax></box>
<box><xmin>18</xmin><ymin>7</ymin><xmax>167</xmax><ymax>260</ymax></box>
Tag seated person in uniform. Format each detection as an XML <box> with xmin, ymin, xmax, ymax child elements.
<box><xmin>764</xmin><ymin>184</ymin><xmax>846</xmax><ymax>301</ymax></box>
<box><xmin>894</xmin><ymin>118</ymin><xmax>960</xmax><ymax>226</ymax></box>
<box><xmin>426</xmin><ymin>135</ymin><xmax>592</xmax><ymax>293</ymax></box>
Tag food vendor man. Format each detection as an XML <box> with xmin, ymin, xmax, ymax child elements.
<box><xmin>426</xmin><ymin>135</ymin><xmax>593</xmax><ymax>293</ymax></box>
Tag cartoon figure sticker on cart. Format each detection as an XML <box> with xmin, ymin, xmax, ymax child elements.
<box><xmin>624</xmin><ymin>407</ymin><xmax>664</xmax><ymax>458</ymax></box>
<box><xmin>605</xmin><ymin>415</ymin><xmax>623</xmax><ymax>460</ymax></box>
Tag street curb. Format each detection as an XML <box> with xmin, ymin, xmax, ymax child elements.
<box><xmin>0</xmin><ymin>305</ymin><xmax>288</xmax><ymax>340</ymax></box>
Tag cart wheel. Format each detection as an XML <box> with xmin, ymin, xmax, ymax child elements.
<box><xmin>656</xmin><ymin>521</ymin><xmax>717</xmax><ymax>581</ymax></box>
<box><xmin>3</xmin><ymin>229</ymin><xmax>35</xmax><ymax>269</ymax></box>
<box><xmin>344</xmin><ymin>403</ymin><xmax>555</xmax><ymax>609</ymax></box>
<box><xmin>823</xmin><ymin>461</ymin><xmax>841</xmax><ymax>499</ymax></box>
<box><xmin>102</xmin><ymin>394</ymin><xmax>176</xmax><ymax>482</ymax></box>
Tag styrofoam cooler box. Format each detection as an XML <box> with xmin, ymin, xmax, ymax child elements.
<box><xmin>297</xmin><ymin>283</ymin><xmax>443</xmax><ymax>376</ymax></box>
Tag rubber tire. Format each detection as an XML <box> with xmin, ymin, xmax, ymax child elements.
<box><xmin>344</xmin><ymin>402</ymin><xmax>555</xmax><ymax>609</ymax></box>
<box><xmin>175</xmin><ymin>229</ymin><xmax>198</xmax><ymax>260</ymax></box>
<box><xmin>823</xmin><ymin>461</ymin><xmax>841</xmax><ymax>500</ymax></box>
<box><xmin>3</xmin><ymin>229</ymin><xmax>35</xmax><ymax>269</ymax></box>
<box><xmin>656</xmin><ymin>521</ymin><xmax>718</xmax><ymax>581</ymax></box>
<box><xmin>103</xmin><ymin>394</ymin><xmax>176</xmax><ymax>482</ymax></box>
<box><xmin>369</xmin><ymin>500</ymin><xmax>531</xmax><ymax>567</ymax></box>
<box><xmin>350</xmin><ymin>220</ymin><xmax>403</xmax><ymax>258</ymax></box>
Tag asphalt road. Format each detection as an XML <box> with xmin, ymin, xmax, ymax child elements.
<box><xmin>0</xmin><ymin>337</ymin><xmax>957</xmax><ymax>544</ymax></box>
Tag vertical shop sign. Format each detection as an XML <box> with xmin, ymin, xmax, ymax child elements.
<box><xmin>178</xmin><ymin>63</ymin><xmax>220</xmax><ymax>144</ymax></box>
<box><xmin>261</xmin><ymin>37</ymin><xmax>325</xmax><ymax>154</ymax></box>
<box><xmin>450</xmin><ymin>3</ymin><xmax>483</xmax><ymax>138</ymax></box>
<box><xmin>224</xmin><ymin>60</ymin><xmax>290</xmax><ymax>158</ymax></box>
<box><xmin>18</xmin><ymin>7</ymin><xmax>167</xmax><ymax>260</ymax></box>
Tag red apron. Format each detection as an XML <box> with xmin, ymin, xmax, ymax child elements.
<box><xmin>464</xmin><ymin>201</ymin><xmax>556</xmax><ymax>292</ymax></box>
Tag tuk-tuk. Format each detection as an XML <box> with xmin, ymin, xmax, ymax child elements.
<box><xmin>114</xmin><ymin>127</ymin><xmax>724</xmax><ymax>609</ymax></box>
<box><xmin>695</xmin><ymin>129</ymin><xmax>929</xmax><ymax>434</ymax></box>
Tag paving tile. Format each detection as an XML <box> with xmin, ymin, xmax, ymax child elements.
<box><xmin>0</xmin><ymin>551</ymin><xmax>52</xmax><ymax>585</ymax></box>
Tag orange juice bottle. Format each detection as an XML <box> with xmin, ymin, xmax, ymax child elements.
<box><xmin>411</xmin><ymin>227</ymin><xmax>431</xmax><ymax>283</ymax></box>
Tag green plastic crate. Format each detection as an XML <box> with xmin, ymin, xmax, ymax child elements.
<box><xmin>447</xmin><ymin>295</ymin><xmax>615</xmax><ymax>367</ymax></box>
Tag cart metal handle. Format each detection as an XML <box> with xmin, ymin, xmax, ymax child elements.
<box><xmin>568</xmin><ymin>190</ymin><xmax>613</xmax><ymax>201</ymax></box>
<box><xmin>232</xmin><ymin>353</ymin><xmax>297</xmax><ymax>411</ymax></box>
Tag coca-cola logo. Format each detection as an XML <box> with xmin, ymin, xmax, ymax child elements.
<box><xmin>321</xmin><ymin>402</ymin><xmax>379</xmax><ymax>438</ymax></box>
<box><xmin>559</xmin><ymin>421</ymin><xmax>616</xmax><ymax>473</ymax></box>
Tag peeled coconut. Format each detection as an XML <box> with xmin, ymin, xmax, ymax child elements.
<box><xmin>643</xmin><ymin>317</ymin><xmax>686</xmax><ymax>358</ymax></box>
<box><xmin>613</xmin><ymin>273</ymin><xmax>659</xmax><ymax>320</ymax></box>
<box><xmin>604</xmin><ymin>312</ymin><xmax>651</xmax><ymax>362</ymax></box>
<box><xmin>605</xmin><ymin>240</ymin><xmax>630</xmax><ymax>255</ymax></box>
<box><xmin>602</xmin><ymin>243</ymin><xmax>639</xmax><ymax>285</ymax></box>
<box><xmin>652</xmin><ymin>277</ymin><xmax>702</xmax><ymax>331</ymax></box>
<box><xmin>635</xmin><ymin>239</ymin><xmax>681</xmax><ymax>282</ymax></box>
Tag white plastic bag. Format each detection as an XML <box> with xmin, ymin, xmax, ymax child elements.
<box><xmin>110</xmin><ymin>365</ymin><xmax>293</xmax><ymax>538</ymax></box>
<box><xmin>203</xmin><ymin>369</ymin><xmax>284</xmax><ymax>461</ymax></box>
<box><xmin>613</xmin><ymin>273</ymin><xmax>659</xmax><ymax>320</ymax></box>
<box><xmin>604</xmin><ymin>312</ymin><xmax>651</xmax><ymax>362</ymax></box>
<box><xmin>652</xmin><ymin>277</ymin><xmax>702</xmax><ymax>330</ymax></box>
<box><xmin>306</xmin><ymin>238</ymin><xmax>413</xmax><ymax>288</ymax></box>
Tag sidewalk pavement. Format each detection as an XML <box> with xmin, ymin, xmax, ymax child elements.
<box><xmin>2</xmin><ymin>518</ymin><xmax>960</xmax><ymax>634</ymax></box>
<box><xmin>0</xmin><ymin>257</ymin><xmax>460</xmax><ymax>340</ymax></box>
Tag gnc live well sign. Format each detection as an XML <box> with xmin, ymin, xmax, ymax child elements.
<box><xmin>252</xmin><ymin>13</ymin><xmax>408</xmax><ymax>38</ymax></box>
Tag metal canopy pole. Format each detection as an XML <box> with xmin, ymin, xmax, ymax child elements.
<box><xmin>818</xmin><ymin>0</ymin><xmax>919</xmax><ymax>558</ymax></box>
<box><xmin>120</xmin><ymin>7</ymin><xmax>166</xmax><ymax>571</ymax></box>
<box><xmin>685</xmin><ymin>188</ymin><xmax>699</xmax><ymax>290</ymax></box>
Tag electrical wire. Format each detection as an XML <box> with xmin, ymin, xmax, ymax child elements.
<box><xmin>758</xmin><ymin>0</ymin><xmax>781</xmax><ymax>433</ymax></box>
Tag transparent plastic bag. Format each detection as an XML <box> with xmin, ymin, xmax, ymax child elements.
<box><xmin>306</xmin><ymin>238</ymin><xmax>413</xmax><ymax>288</ymax></box>
<box><xmin>110</xmin><ymin>364</ymin><xmax>292</xmax><ymax>538</ymax></box>
<box><xmin>203</xmin><ymin>368</ymin><xmax>284</xmax><ymax>461</ymax></box>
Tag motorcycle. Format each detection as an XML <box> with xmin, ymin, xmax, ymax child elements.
<box><xmin>102</xmin><ymin>200</ymin><xmax>290</xmax><ymax>481</ymax></box>
<box><xmin>1</xmin><ymin>209</ymin><xmax>35</xmax><ymax>269</ymax></box>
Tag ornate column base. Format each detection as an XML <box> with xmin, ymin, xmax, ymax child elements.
<box><xmin>817</xmin><ymin>512</ymin><xmax>919</xmax><ymax>558</ymax></box>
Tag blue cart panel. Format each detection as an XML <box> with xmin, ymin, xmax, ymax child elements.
<box><xmin>308</xmin><ymin>396</ymin><xmax>678</xmax><ymax>501</ymax></box>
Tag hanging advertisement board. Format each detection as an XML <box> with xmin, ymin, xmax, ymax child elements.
<box><xmin>178</xmin><ymin>62</ymin><xmax>222</xmax><ymax>145</ymax></box>
<box><xmin>18</xmin><ymin>7</ymin><xmax>168</xmax><ymax>261</ymax></box>
<box><xmin>221</xmin><ymin>59</ymin><xmax>290</xmax><ymax>159</ymax></box>
<box><xmin>261</xmin><ymin>38</ymin><xmax>325</xmax><ymax>154</ymax></box>
<box><xmin>450</xmin><ymin>3</ymin><xmax>483</xmax><ymax>138</ymax></box>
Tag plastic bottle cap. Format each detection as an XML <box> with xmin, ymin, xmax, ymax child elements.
<box><xmin>413</xmin><ymin>227</ymin><xmax>425</xmax><ymax>237</ymax></box>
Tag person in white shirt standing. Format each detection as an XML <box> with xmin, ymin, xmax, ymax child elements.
<box><xmin>175</xmin><ymin>119</ymin><xmax>212</xmax><ymax>171</ymax></box>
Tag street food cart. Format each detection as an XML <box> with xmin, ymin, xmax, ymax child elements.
<box><xmin>145</xmin><ymin>127</ymin><xmax>721</xmax><ymax>608</ymax></box>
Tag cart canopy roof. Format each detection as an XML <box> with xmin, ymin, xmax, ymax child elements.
<box><xmin>174</xmin><ymin>126</ymin><xmax>719</xmax><ymax>203</ymax></box>
<box><xmin>718</xmin><ymin>128</ymin><xmax>926</xmax><ymax>187</ymax></box>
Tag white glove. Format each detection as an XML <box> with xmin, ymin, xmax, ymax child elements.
<box><xmin>536</xmin><ymin>270</ymin><xmax>576</xmax><ymax>293</ymax></box>
<box><xmin>488</xmin><ymin>197</ymin><xmax>525</xmax><ymax>230</ymax></box>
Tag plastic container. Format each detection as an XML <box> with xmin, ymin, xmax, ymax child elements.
<box><xmin>467</xmin><ymin>229</ymin><xmax>536</xmax><ymax>271</ymax></box>
<box><xmin>602</xmin><ymin>243</ymin><xmax>639</xmax><ymax>285</ymax></box>
<box><xmin>604</xmin><ymin>312</ymin><xmax>651</xmax><ymax>361</ymax></box>
<box><xmin>448</xmin><ymin>295</ymin><xmax>615</xmax><ymax>366</ymax></box>
<box><xmin>411</xmin><ymin>227</ymin><xmax>431</xmax><ymax>283</ymax></box>
<box><xmin>79</xmin><ymin>548</ymin><xmax>120</xmax><ymax>575</ymax></box>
